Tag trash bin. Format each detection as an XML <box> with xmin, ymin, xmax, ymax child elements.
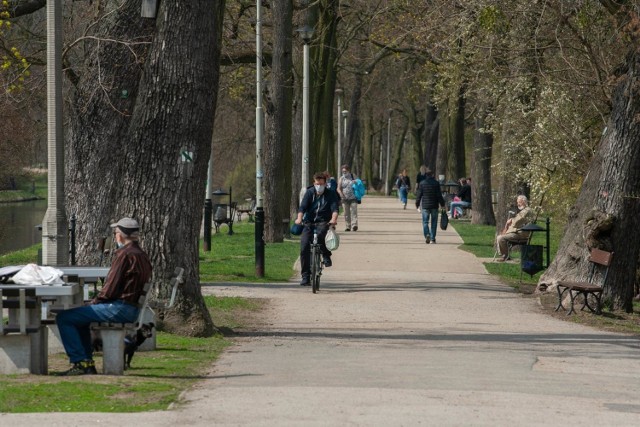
<box><xmin>521</xmin><ymin>245</ymin><xmax>544</xmax><ymax>276</ymax></box>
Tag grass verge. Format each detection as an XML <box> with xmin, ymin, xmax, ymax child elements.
<box><xmin>0</xmin><ymin>295</ymin><xmax>266</xmax><ymax>413</ymax></box>
<box><xmin>452</xmin><ymin>220</ymin><xmax>640</xmax><ymax>334</ymax></box>
<box><xmin>0</xmin><ymin>222</ymin><xmax>288</xmax><ymax>412</ymax></box>
<box><xmin>199</xmin><ymin>222</ymin><xmax>299</xmax><ymax>283</ymax></box>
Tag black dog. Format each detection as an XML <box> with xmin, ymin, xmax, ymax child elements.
<box><xmin>91</xmin><ymin>322</ymin><xmax>155</xmax><ymax>369</ymax></box>
<box><xmin>124</xmin><ymin>322</ymin><xmax>155</xmax><ymax>369</ymax></box>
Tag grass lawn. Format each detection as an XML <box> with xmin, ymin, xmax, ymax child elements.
<box><xmin>0</xmin><ymin>221</ymin><xmax>292</xmax><ymax>413</ymax></box>
<box><xmin>199</xmin><ymin>222</ymin><xmax>299</xmax><ymax>283</ymax></box>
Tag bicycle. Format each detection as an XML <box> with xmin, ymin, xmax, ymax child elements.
<box><xmin>306</xmin><ymin>222</ymin><xmax>326</xmax><ymax>293</ymax></box>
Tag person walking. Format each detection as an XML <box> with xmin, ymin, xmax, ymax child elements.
<box><xmin>295</xmin><ymin>172</ymin><xmax>339</xmax><ymax>286</ymax></box>
<box><xmin>415</xmin><ymin>169</ymin><xmax>445</xmax><ymax>244</ymax></box>
<box><xmin>397</xmin><ymin>169</ymin><xmax>411</xmax><ymax>209</ymax></box>
<box><xmin>337</xmin><ymin>164</ymin><xmax>359</xmax><ymax>231</ymax></box>
<box><xmin>56</xmin><ymin>218</ymin><xmax>152</xmax><ymax>375</ymax></box>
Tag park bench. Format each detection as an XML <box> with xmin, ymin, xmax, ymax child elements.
<box><xmin>236</xmin><ymin>198</ymin><xmax>256</xmax><ymax>222</ymax></box>
<box><xmin>91</xmin><ymin>267</ymin><xmax>184</xmax><ymax>375</ymax></box>
<box><xmin>555</xmin><ymin>248</ymin><xmax>613</xmax><ymax>315</ymax></box>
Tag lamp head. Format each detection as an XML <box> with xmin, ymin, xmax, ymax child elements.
<box><xmin>296</xmin><ymin>25</ymin><xmax>315</xmax><ymax>44</ymax></box>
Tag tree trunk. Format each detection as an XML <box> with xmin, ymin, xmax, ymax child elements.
<box><xmin>67</xmin><ymin>0</ymin><xmax>224</xmax><ymax>336</ymax></box>
<box><xmin>471</xmin><ymin>106</ymin><xmax>496</xmax><ymax>226</ymax></box>
<box><xmin>538</xmin><ymin>49</ymin><xmax>640</xmax><ymax>311</ymax></box>
<box><xmin>362</xmin><ymin>114</ymin><xmax>373</xmax><ymax>186</ymax></box>
<box><xmin>450</xmin><ymin>84</ymin><xmax>466</xmax><ymax>180</ymax></box>
<box><xmin>308</xmin><ymin>0</ymin><xmax>339</xmax><ymax>175</ymax></box>
<box><xmin>344</xmin><ymin>71</ymin><xmax>363</xmax><ymax>168</ymax></box>
<box><xmin>435</xmin><ymin>103</ymin><xmax>449</xmax><ymax>180</ymax></box>
<box><xmin>423</xmin><ymin>90</ymin><xmax>439</xmax><ymax>172</ymax></box>
<box><xmin>263</xmin><ymin>0</ymin><xmax>293</xmax><ymax>243</ymax></box>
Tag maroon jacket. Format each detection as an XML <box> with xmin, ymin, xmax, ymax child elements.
<box><xmin>94</xmin><ymin>242</ymin><xmax>152</xmax><ymax>305</ymax></box>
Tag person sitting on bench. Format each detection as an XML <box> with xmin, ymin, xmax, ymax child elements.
<box><xmin>56</xmin><ymin>217</ymin><xmax>152</xmax><ymax>375</ymax></box>
<box><xmin>496</xmin><ymin>195</ymin><xmax>534</xmax><ymax>262</ymax></box>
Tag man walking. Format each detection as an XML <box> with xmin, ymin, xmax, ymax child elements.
<box><xmin>415</xmin><ymin>169</ymin><xmax>445</xmax><ymax>244</ymax></box>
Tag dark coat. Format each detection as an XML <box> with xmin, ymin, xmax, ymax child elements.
<box><xmin>415</xmin><ymin>176</ymin><xmax>445</xmax><ymax>210</ymax></box>
<box><xmin>299</xmin><ymin>186</ymin><xmax>339</xmax><ymax>223</ymax></box>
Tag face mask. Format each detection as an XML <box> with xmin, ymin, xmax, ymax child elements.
<box><xmin>314</xmin><ymin>184</ymin><xmax>325</xmax><ymax>194</ymax></box>
<box><xmin>342</xmin><ymin>172</ymin><xmax>348</xmax><ymax>177</ymax></box>
<box><xmin>116</xmin><ymin>242</ymin><xmax>124</xmax><ymax>249</ymax></box>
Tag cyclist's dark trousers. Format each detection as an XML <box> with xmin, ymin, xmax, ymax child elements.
<box><xmin>300</xmin><ymin>223</ymin><xmax>332</xmax><ymax>278</ymax></box>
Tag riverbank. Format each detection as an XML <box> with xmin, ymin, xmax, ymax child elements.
<box><xmin>0</xmin><ymin>172</ymin><xmax>47</xmax><ymax>203</ymax></box>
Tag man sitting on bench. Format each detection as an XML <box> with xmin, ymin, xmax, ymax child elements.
<box><xmin>56</xmin><ymin>218</ymin><xmax>152</xmax><ymax>375</ymax></box>
<box><xmin>496</xmin><ymin>195</ymin><xmax>534</xmax><ymax>262</ymax></box>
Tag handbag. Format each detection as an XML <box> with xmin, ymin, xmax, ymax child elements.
<box><xmin>325</xmin><ymin>227</ymin><xmax>340</xmax><ymax>251</ymax></box>
<box><xmin>440</xmin><ymin>209</ymin><xmax>449</xmax><ymax>230</ymax></box>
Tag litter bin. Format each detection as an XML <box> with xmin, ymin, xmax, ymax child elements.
<box><xmin>521</xmin><ymin>245</ymin><xmax>544</xmax><ymax>276</ymax></box>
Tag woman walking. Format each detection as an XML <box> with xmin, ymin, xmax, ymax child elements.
<box><xmin>338</xmin><ymin>164</ymin><xmax>359</xmax><ymax>231</ymax></box>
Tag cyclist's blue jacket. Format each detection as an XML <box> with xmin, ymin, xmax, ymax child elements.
<box><xmin>299</xmin><ymin>186</ymin><xmax>339</xmax><ymax>223</ymax></box>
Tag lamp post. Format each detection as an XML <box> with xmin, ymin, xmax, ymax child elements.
<box><xmin>384</xmin><ymin>109</ymin><xmax>392</xmax><ymax>195</ymax></box>
<box><xmin>297</xmin><ymin>25</ymin><xmax>314</xmax><ymax>197</ymax></box>
<box><xmin>335</xmin><ymin>88</ymin><xmax>343</xmax><ymax>174</ymax></box>
<box><xmin>42</xmin><ymin>0</ymin><xmax>67</xmax><ymax>266</ymax></box>
<box><xmin>255</xmin><ymin>0</ymin><xmax>265</xmax><ymax>277</ymax></box>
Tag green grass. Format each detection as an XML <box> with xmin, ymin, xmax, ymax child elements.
<box><xmin>0</xmin><ymin>243</ymin><xmax>40</xmax><ymax>265</ymax></box>
<box><xmin>0</xmin><ymin>295</ymin><xmax>265</xmax><ymax>413</ymax></box>
<box><xmin>199</xmin><ymin>222</ymin><xmax>299</xmax><ymax>283</ymax></box>
<box><xmin>0</xmin><ymin>173</ymin><xmax>47</xmax><ymax>202</ymax></box>
<box><xmin>452</xmin><ymin>219</ymin><xmax>564</xmax><ymax>288</ymax></box>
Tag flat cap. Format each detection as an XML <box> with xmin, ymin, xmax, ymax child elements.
<box><xmin>110</xmin><ymin>217</ymin><xmax>140</xmax><ymax>233</ymax></box>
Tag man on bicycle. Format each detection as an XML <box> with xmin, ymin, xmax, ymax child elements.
<box><xmin>295</xmin><ymin>172</ymin><xmax>339</xmax><ymax>286</ymax></box>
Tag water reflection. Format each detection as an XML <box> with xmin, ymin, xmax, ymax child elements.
<box><xmin>0</xmin><ymin>199</ymin><xmax>47</xmax><ymax>256</ymax></box>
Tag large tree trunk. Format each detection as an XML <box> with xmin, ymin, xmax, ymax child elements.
<box><xmin>263</xmin><ymin>0</ymin><xmax>293</xmax><ymax>243</ymax></box>
<box><xmin>423</xmin><ymin>89</ymin><xmax>439</xmax><ymax>172</ymax></box>
<box><xmin>67</xmin><ymin>1</ymin><xmax>224</xmax><ymax>336</ymax></box>
<box><xmin>471</xmin><ymin>106</ymin><xmax>496</xmax><ymax>225</ymax></box>
<box><xmin>450</xmin><ymin>84</ymin><xmax>466</xmax><ymax>180</ymax></box>
<box><xmin>538</xmin><ymin>49</ymin><xmax>640</xmax><ymax>311</ymax></box>
<box><xmin>344</xmin><ymin>71</ymin><xmax>363</xmax><ymax>169</ymax></box>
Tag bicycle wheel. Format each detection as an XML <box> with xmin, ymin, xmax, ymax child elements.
<box><xmin>314</xmin><ymin>251</ymin><xmax>322</xmax><ymax>293</ymax></box>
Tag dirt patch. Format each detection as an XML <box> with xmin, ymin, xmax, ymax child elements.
<box><xmin>209</xmin><ymin>298</ymin><xmax>271</xmax><ymax>336</ymax></box>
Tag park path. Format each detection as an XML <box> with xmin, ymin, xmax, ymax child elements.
<box><xmin>3</xmin><ymin>196</ymin><xmax>640</xmax><ymax>426</ymax></box>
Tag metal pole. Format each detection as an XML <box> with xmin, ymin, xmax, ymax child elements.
<box><xmin>336</xmin><ymin>89</ymin><xmax>342</xmax><ymax>173</ymax></box>
<box><xmin>203</xmin><ymin>159</ymin><xmax>213</xmax><ymax>251</ymax></box>
<box><xmin>255</xmin><ymin>0</ymin><xmax>265</xmax><ymax>277</ymax></box>
<box><xmin>546</xmin><ymin>217</ymin><xmax>551</xmax><ymax>269</ymax></box>
<box><xmin>385</xmin><ymin>111</ymin><xmax>392</xmax><ymax>195</ymax></box>
<box><xmin>301</xmin><ymin>40</ymin><xmax>310</xmax><ymax>192</ymax></box>
<box><xmin>42</xmin><ymin>0</ymin><xmax>68</xmax><ymax>266</ymax></box>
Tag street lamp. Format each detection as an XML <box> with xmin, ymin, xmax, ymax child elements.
<box><xmin>335</xmin><ymin>88</ymin><xmax>343</xmax><ymax>174</ymax></box>
<box><xmin>255</xmin><ymin>0</ymin><xmax>265</xmax><ymax>276</ymax></box>
<box><xmin>341</xmin><ymin>109</ymin><xmax>348</xmax><ymax>141</ymax></box>
<box><xmin>385</xmin><ymin>109</ymin><xmax>393</xmax><ymax>195</ymax></box>
<box><xmin>297</xmin><ymin>25</ymin><xmax>314</xmax><ymax>198</ymax></box>
<box><xmin>42</xmin><ymin>0</ymin><xmax>68</xmax><ymax>266</ymax></box>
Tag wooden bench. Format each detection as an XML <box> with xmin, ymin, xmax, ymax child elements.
<box><xmin>91</xmin><ymin>267</ymin><xmax>184</xmax><ymax>375</ymax></box>
<box><xmin>555</xmin><ymin>248</ymin><xmax>613</xmax><ymax>315</ymax></box>
<box><xmin>236</xmin><ymin>198</ymin><xmax>256</xmax><ymax>222</ymax></box>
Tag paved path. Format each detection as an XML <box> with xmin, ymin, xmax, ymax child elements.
<box><xmin>3</xmin><ymin>197</ymin><xmax>640</xmax><ymax>425</ymax></box>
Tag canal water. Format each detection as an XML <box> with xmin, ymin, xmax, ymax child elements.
<box><xmin>0</xmin><ymin>199</ymin><xmax>47</xmax><ymax>256</ymax></box>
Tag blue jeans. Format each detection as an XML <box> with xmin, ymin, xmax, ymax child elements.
<box><xmin>449</xmin><ymin>201</ymin><xmax>470</xmax><ymax>217</ymax></box>
<box><xmin>399</xmin><ymin>187</ymin><xmax>408</xmax><ymax>204</ymax></box>
<box><xmin>56</xmin><ymin>301</ymin><xmax>139</xmax><ymax>363</ymax></box>
<box><xmin>422</xmin><ymin>208</ymin><xmax>439</xmax><ymax>241</ymax></box>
